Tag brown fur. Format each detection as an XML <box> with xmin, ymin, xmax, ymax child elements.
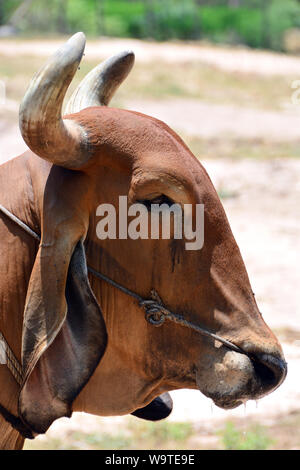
<box><xmin>0</xmin><ymin>107</ymin><xmax>286</xmax><ymax>448</ymax></box>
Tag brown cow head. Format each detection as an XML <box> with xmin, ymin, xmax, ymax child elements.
<box><xmin>18</xmin><ymin>33</ymin><xmax>287</xmax><ymax>435</ymax></box>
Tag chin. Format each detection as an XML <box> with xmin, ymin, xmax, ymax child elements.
<box><xmin>195</xmin><ymin>347</ymin><xmax>287</xmax><ymax>409</ymax></box>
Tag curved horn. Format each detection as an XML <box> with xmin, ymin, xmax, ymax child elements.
<box><xmin>65</xmin><ymin>50</ymin><xmax>135</xmax><ymax>114</ymax></box>
<box><xmin>19</xmin><ymin>32</ymin><xmax>89</xmax><ymax>169</ymax></box>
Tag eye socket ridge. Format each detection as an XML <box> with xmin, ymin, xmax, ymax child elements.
<box><xmin>137</xmin><ymin>194</ymin><xmax>175</xmax><ymax>210</ymax></box>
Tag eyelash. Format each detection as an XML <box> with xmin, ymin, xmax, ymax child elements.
<box><xmin>137</xmin><ymin>194</ymin><xmax>174</xmax><ymax>210</ymax></box>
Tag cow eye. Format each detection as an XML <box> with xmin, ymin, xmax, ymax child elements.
<box><xmin>137</xmin><ymin>194</ymin><xmax>175</xmax><ymax>210</ymax></box>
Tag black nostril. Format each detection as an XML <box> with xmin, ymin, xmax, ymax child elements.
<box><xmin>251</xmin><ymin>353</ymin><xmax>287</xmax><ymax>393</ymax></box>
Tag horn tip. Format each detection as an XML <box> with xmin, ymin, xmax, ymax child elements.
<box><xmin>70</xmin><ymin>31</ymin><xmax>86</xmax><ymax>43</ymax></box>
<box><xmin>119</xmin><ymin>50</ymin><xmax>135</xmax><ymax>64</ymax></box>
<box><xmin>67</xmin><ymin>31</ymin><xmax>86</xmax><ymax>54</ymax></box>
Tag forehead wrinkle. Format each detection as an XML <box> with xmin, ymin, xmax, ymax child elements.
<box><xmin>131</xmin><ymin>167</ymin><xmax>191</xmax><ymax>193</ymax></box>
<box><xmin>73</xmin><ymin>107</ymin><xmax>210</xmax><ymax>195</ymax></box>
<box><xmin>132</xmin><ymin>148</ymin><xmax>212</xmax><ymax>201</ymax></box>
<box><xmin>73</xmin><ymin>107</ymin><xmax>183</xmax><ymax>156</ymax></box>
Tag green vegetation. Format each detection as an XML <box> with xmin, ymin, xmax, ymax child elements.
<box><xmin>24</xmin><ymin>416</ymin><xmax>285</xmax><ymax>450</ymax></box>
<box><xmin>24</xmin><ymin>431</ymin><xmax>131</xmax><ymax>450</ymax></box>
<box><xmin>2</xmin><ymin>51</ymin><xmax>299</xmax><ymax>161</ymax></box>
<box><xmin>0</xmin><ymin>53</ymin><xmax>290</xmax><ymax>110</ymax></box>
<box><xmin>182</xmin><ymin>136</ymin><xmax>300</xmax><ymax>161</ymax></box>
<box><xmin>218</xmin><ymin>421</ymin><xmax>273</xmax><ymax>450</ymax></box>
<box><xmin>128</xmin><ymin>420</ymin><xmax>193</xmax><ymax>447</ymax></box>
<box><xmin>2</xmin><ymin>0</ymin><xmax>300</xmax><ymax>51</ymax></box>
<box><xmin>24</xmin><ymin>420</ymin><xmax>194</xmax><ymax>450</ymax></box>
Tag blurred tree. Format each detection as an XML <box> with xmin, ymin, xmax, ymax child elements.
<box><xmin>5</xmin><ymin>0</ymin><xmax>33</xmax><ymax>30</ymax></box>
<box><xmin>95</xmin><ymin>0</ymin><xmax>105</xmax><ymax>35</ymax></box>
<box><xmin>1</xmin><ymin>0</ymin><xmax>299</xmax><ymax>51</ymax></box>
<box><xmin>189</xmin><ymin>0</ymin><xmax>202</xmax><ymax>39</ymax></box>
<box><xmin>56</xmin><ymin>0</ymin><xmax>69</xmax><ymax>34</ymax></box>
<box><xmin>261</xmin><ymin>0</ymin><xmax>271</xmax><ymax>48</ymax></box>
<box><xmin>0</xmin><ymin>0</ymin><xmax>4</xmax><ymax>25</ymax></box>
<box><xmin>144</xmin><ymin>0</ymin><xmax>157</xmax><ymax>38</ymax></box>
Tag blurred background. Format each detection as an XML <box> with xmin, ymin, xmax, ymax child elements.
<box><xmin>3</xmin><ymin>0</ymin><xmax>300</xmax><ymax>50</ymax></box>
<box><xmin>0</xmin><ymin>0</ymin><xmax>300</xmax><ymax>450</ymax></box>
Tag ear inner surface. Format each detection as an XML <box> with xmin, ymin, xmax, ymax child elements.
<box><xmin>19</xmin><ymin>241</ymin><xmax>107</xmax><ymax>434</ymax></box>
<box><xmin>18</xmin><ymin>166</ymin><xmax>107</xmax><ymax>434</ymax></box>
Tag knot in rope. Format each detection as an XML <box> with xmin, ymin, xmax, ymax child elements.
<box><xmin>139</xmin><ymin>290</ymin><xmax>168</xmax><ymax>326</ymax></box>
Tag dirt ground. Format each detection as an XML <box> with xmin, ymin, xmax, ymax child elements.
<box><xmin>2</xmin><ymin>36</ymin><xmax>300</xmax><ymax>76</ymax></box>
<box><xmin>0</xmin><ymin>37</ymin><xmax>299</xmax><ymax>449</ymax></box>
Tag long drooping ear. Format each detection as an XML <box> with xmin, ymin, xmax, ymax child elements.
<box><xmin>18</xmin><ymin>167</ymin><xmax>107</xmax><ymax>434</ymax></box>
<box><xmin>65</xmin><ymin>50</ymin><xmax>135</xmax><ymax>114</ymax></box>
<box><xmin>131</xmin><ymin>393</ymin><xmax>173</xmax><ymax>421</ymax></box>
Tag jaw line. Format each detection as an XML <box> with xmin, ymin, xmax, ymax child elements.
<box><xmin>195</xmin><ymin>349</ymin><xmax>260</xmax><ymax>407</ymax></box>
<box><xmin>212</xmin><ymin>396</ymin><xmax>244</xmax><ymax>410</ymax></box>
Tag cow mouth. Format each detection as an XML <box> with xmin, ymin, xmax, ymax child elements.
<box><xmin>196</xmin><ymin>348</ymin><xmax>287</xmax><ymax>409</ymax></box>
